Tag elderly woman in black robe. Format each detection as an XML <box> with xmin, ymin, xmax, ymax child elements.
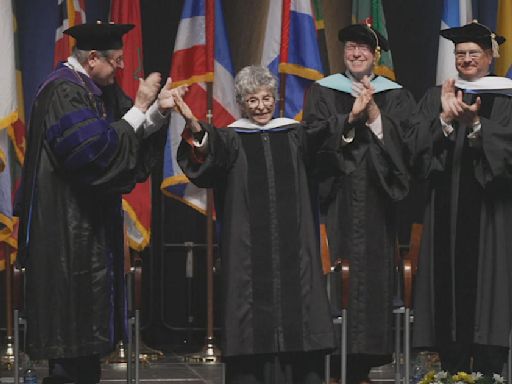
<box><xmin>173</xmin><ymin>65</ymin><xmax>335</xmax><ymax>384</ymax></box>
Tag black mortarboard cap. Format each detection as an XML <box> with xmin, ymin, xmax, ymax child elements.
<box><xmin>338</xmin><ymin>23</ymin><xmax>390</xmax><ymax>52</ymax></box>
<box><xmin>440</xmin><ymin>21</ymin><xmax>505</xmax><ymax>57</ymax></box>
<box><xmin>64</xmin><ymin>22</ymin><xmax>134</xmax><ymax>51</ymax></box>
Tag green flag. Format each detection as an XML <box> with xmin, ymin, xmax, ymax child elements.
<box><xmin>352</xmin><ymin>0</ymin><xmax>395</xmax><ymax>79</ymax></box>
<box><xmin>312</xmin><ymin>0</ymin><xmax>330</xmax><ymax>74</ymax></box>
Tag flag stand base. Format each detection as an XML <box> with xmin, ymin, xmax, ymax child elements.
<box><xmin>184</xmin><ymin>337</ymin><xmax>221</xmax><ymax>363</ymax></box>
<box><xmin>104</xmin><ymin>341</ymin><xmax>130</xmax><ymax>364</ymax></box>
<box><xmin>104</xmin><ymin>340</ymin><xmax>164</xmax><ymax>364</ymax></box>
<box><xmin>140</xmin><ymin>342</ymin><xmax>165</xmax><ymax>361</ymax></box>
<box><xmin>0</xmin><ymin>336</ymin><xmax>15</xmax><ymax>370</ymax></box>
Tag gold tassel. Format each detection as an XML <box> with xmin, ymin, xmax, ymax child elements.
<box><xmin>365</xmin><ymin>24</ymin><xmax>381</xmax><ymax>63</ymax></box>
<box><xmin>491</xmin><ymin>33</ymin><xmax>500</xmax><ymax>58</ymax></box>
<box><xmin>374</xmin><ymin>46</ymin><xmax>381</xmax><ymax>65</ymax></box>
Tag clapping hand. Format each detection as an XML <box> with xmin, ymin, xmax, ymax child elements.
<box><xmin>440</xmin><ymin>79</ymin><xmax>481</xmax><ymax>126</ymax></box>
<box><xmin>171</xmin><ymin>90</ymin><xmax>202</xmax><ymax>133</ymax></box>
<box><xmin>440</xmin><ymin>79</ymin><xmax>465</xmax><ymax>124</ymax></box>
<box><xmin>361</xmin><ymin>76</ymin><xmax>380</xmax><ymax>124</ymax></box>
<box><xmin>349</xmin><ymin>76</ymin><xmax>376</xmax><ymax>123</ymax></box>
<box><xmin>134</xmin><ymin>72</ymin><xmax>162</xmax><ymax>112</ymax></box>
<box><xmin>349</xmin><ymin>88</ymin><xmax>372</xmax><ymax>123</ymax></box>
<box><xmin>460</xmin><ymin>96</ymin><xmax>481</xmax><ymax>127</ymax></box>
<box><xmin>157</xmin><ymin>77</ymin><xmax>188</xmax><ymax>113</ymax></box>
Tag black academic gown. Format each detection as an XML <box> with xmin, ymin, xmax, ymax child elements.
<box><xmin>409</xmin><ymin>86</ymin><xmax>512</xmax><ymax>349</ymax></box>
<box><xmin>16</xmin><ymin>65</ymin><xmax>165</xmax><ymax>359</ymax></box>
<box><xmin>177</xmin><ymin>119</ymin><xmax>335</xmax><ymax>358</ymax></box>
<box><xmin>303</xmin><ymin>76</ymin><xmax>414</xmax><ymax>356</ymax></box>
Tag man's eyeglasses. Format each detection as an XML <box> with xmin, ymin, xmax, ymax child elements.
<box><xmin>454</xmin><ymin>49</ymin><xmax>484</xmax><ymax>60</ymax></box>
<box><xmin>245</xmin><ymin>95</ymin><xmax>274</xmax><ymax>109</ymax></box>
<box><xmin>344</xmin><ymin>43</ymin><xmax>372</xmax><ymax>54</ymax></box>
<box><xmin>101</xmin><ymin>54</ymin><xmax>124</xmax><ymax>67</ymax></box>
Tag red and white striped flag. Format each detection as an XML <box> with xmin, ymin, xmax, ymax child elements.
<box><xmin>160</xmin><ymin>0</ymin><xmax>239</xmax><ymax>213</ymax></box>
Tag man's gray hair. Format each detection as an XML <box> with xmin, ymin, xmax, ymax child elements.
<box><xmin>234</xmin><ymin>65</ymin><xmax>278</xmax><ymax>105</ymax></box>
<box><xmin>71</xmin><ymin>46</ymin><xmax>116</xmax><ymax>64</ymax></box>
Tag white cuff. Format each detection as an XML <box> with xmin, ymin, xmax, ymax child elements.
<box><xmin>143</xmin><ymin>102</ymin><xmax>169</xmax><ymax>137</ymax></box>
<box><xmin>439</xmin><ymin>115</ymin><xmax>455</xmax><ymax>137</ymax></box>
<box><xmin>467</xmin><ymin>122</ymin><xmax>482</xmax><ymax>147</ymax></box>
<box><xmin>123</xmin><ymin>106</ymin><xmax>146</xmax><ymax>132</ymax></box>
<box><xmin>341</xmin><ymin>128</ymin><xmax>355</xmax><ymax>145</ymax></box>
<box><xmin>469</xmin><ymin>121</ymin><xmax>482</xmax><ymax>136</ymax></box>
<box><xmin>192</xmin><ymin>132</ymin><xmax>209</xmax><ymax>148</ymax></box>
<box><xmin>366</xmin><ymin>114</ymin><xmax>383</xmax><ymax>140</ymax></box>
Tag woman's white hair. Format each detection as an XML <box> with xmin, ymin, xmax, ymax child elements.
<box><xmin>234</xmin><ymin>65</ymin><xmax>278</xmax><ymax>105</ymax></box>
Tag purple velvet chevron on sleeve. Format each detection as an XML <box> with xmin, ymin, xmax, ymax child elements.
<box><xmin>45</xmin><ymin>108</ymin><xmax>120</xmax><ymax>175</ymax></box>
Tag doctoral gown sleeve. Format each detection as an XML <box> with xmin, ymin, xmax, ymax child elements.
<box><xmin>43</xmin><ymin>80</ymin><xmax>156</xmax><ymax>194</ymax></box>
<box><xmin>369</xmin><ymin>88</ymin><xmax>415</xmax><ymax>201</ymax></box>
<box><xmin>302</xmin><ymin>83</ymin><xmax>346</xmax><ymax>177</ymax></box>
<box><xmin>298</xmin><ymin>116</ymin><xmax>344</xmax><ymax>172</ymax></box>
<box><xmin>403</xmin><ymin>87</ymin><xmax>454</xmax><ymax>180</ymax></box>
<box><xmin>101</xmin><ymin>82</ymin><xmax>168</xmax><ymax>184</ymax></box>
<box><xmin>176</xmin><ymin>122</ymin><xmax>238</xmax><ymax>188</ymax></box>
<box><xmin>476</xmin><ymin>95</ymin><xmax>512</xmax><ymax>185</ymax></box>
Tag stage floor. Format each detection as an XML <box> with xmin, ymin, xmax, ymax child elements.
<box><xmin>0</xmin><ymin>352</ymin><xmax>225</xmax><ymax>384</ymax></box>
<box><xmin>0</xmin><ymin>345</ymin><xmax>507</xmax><ymax>383</ymax></box>
<box><xmin>0</xmin><ymin>354</ymin><xmax>405</xmax><ymax>384</ymax></box>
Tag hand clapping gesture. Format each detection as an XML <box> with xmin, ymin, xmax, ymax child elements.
<box><xmin>171</xmin><ymin>90</ymin><xmax>202</xmax><ymax>134</ymax></box>
<box><xmin>440</xmin><ymin>79</ymin><xmax>481</xmax><ymax>126</ymax></box>
<box><xmin>134</xmin><ymin>72</ymin><xmax>162</xmax><ymax>112</ymax></box>
<box><xmin>460</xmin><ymin>96</ymin><xmax>481</xmax><ymax>127</ymax></box>
<box><xmin>157</xmin><ymin>77</ymin><xmax>188</xmax><ymax>113</ymax></box>
<box><xmin>348</xmin><ymin>75</ymin><xmax>381</xmax><ymax>124</ymax></box>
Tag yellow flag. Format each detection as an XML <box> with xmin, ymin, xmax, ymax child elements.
<box><xmin>496</xmin><ymin>0</ymin><xmax>512</xmax><ymax>77</ymax></box>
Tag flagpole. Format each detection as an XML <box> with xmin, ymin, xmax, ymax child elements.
<box><xmin>279</xmin><ymin>73</ymin><xmax>287</xmax><ymax>117</ymax></box>
<box><xmin>204</xmin><ymin>80</ymin><xmax>220</xmax><ymax>362</ymax></box>
<box><xmin>0</xmin><ymin>245</ymin><xmax>14</xmax><ymax>370</ymax></box>
<box><xmin>203</xmin><ymin>0</ymin><xmax>220</xmax><ymax>363</ymax></box>
<box><xmin>186</xmin><ymin>0</ymin><xmax>220</xmax><ymax>364</ymax></box>
<box><xmin>185</xmin><ymin>81</ymin><xmax>220</xmax><ymax>365</ymax></box>
<box><xmin>279</xmin><ymin>0</ymin><xmax>291</xmax><ymax>117</ymax></box>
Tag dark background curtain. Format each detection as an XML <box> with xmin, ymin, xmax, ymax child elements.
<box><xmin>4</xmin><ymin>0</ymin><xmax>445</xmax><ymax>350</ymax></box>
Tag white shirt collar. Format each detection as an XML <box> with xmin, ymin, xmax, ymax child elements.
<box><xmin>65</xmin><ymin>56</ymin><xmax>89</xmax><ymax>77</ymax></box>
<box><xmin>228</xmin><ymin>117</ymin><xmax>297</xmax><ymax>130</ymax></box>
<box><xmin>344</xmin><ymin>70</ymin><xmax>375</xmax><ymax>83</ymax></box>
